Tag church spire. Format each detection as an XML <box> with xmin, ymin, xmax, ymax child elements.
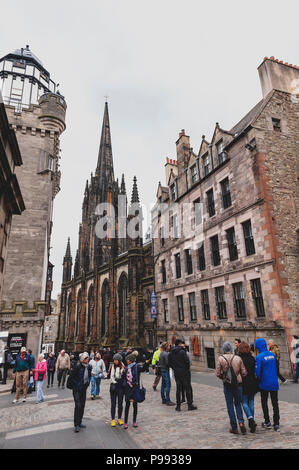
<box><xmin>131</xmin><ymin>176</ymin><xmax>140</xmax><ymax>204</ymax></box>
<box><xmin>95</xmin><ymin>102</ymin><xmax>114</xmax><ymax>199</ymax></box>
<box><xmin>64</xmin><ymin>237</ymin><xmax>71</xmax><ymax>259</ymax></box>
<box><xmin>121</xmin><ymin>174</ymin><xmax>126</xmax><ymax>194</ymax></box>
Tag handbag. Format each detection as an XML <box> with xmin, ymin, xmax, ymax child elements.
<box><xmin>133</xmin><ymin>373</ymin><xmax>146</xmax><ymax>403</ymax></box>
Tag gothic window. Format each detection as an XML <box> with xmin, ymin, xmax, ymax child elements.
<box><xmin>75</xmin><ymin>289</ymin><xmax>82</xmax><ymax>337</ymax></box>
<box><xmin>87</xmin><ymin>285</ymin><xmax>94</xmax><ymax>337</ymax></box>
<box><xmin>101</xmin><ymin>280</ymin><xmax>110</xmax><ymax>337</ymax></box>
<box><xmin>65</xmin><ymin>293</ymin><xmax>72</xmax><ymax>338</ymax></box>
<box><xmin>118</xmin><ymin>274</ymin><xmax>128</xmax><ymax>337</ymax></box>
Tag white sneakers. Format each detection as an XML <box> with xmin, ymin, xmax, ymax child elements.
<box><xmin>12</xmin><ymin>399</ymin><xmax>19</xmax><ymax>404</ymax></box>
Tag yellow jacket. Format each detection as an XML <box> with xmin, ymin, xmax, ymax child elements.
<box><xmin>152</xmin><ymin>349</ymin><xmax>161</xmax><ymax>366</ymax></box>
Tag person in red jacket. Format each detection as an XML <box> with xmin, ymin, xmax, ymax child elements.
<box><xmin>33</xmin><ymin>354</ymin><xmax>47</xmax><ymax>404</ymax></box>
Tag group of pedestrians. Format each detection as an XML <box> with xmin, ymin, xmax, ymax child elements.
<box><xmin>67</xmin><ymin>349</ymin><xmax>151</xmax><ymax>433</ymax></box>
<box><xmin>216</xmin><ymin>337</ymin><xmax>286</xmax><ymax>435</ymax></box>
<box><xmin>3</xmin><ymin>334</ymin><xmax>299</xmax><ymax>437</ymax></box>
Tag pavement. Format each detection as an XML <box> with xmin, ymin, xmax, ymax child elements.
<box><xmin>0</xmin><ymin>371</ymin><xmax>298</xmax><ymax>449</ymax></box>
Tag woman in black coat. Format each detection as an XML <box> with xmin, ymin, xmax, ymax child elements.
<box><xmin>238</xmin><ymin>342</ymin><xmax>258</xmax><ymax>433</ymax></box>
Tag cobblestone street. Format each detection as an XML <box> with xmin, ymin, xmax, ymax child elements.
<box><xmin>0</xmin><ymin>371</ymin><xmax>298</xmax><ymax>449</ymax></box>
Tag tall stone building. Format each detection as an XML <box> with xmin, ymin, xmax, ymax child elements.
<box><xmin>0</xmin><ymin>91</ymin><xmax>25</xmax><ymax>297</ymax></box>
<box><xmin>152</xmin><ymin>57</ymin><xmax>299</xmax><ymax>375</ymax></box>
<box><xmin>56</xmin><ymin>103</ymin><xmax>154</xmax><ymax>353</ymax></box>
<box><xmin>0</xmin><ymin>46</ymin><xmax>67</xmax><ymax>358</ymax></box>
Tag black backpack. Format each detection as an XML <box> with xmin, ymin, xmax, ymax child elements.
<box><xmin>221</xmin><ymin>355</ymin><xmax>238</xmax><ymax>389</ymax></box>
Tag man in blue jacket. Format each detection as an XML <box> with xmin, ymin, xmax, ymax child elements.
<box><xmin>255</xmin><ymin>338</ymin><xmax>280</xmax><ymax>431</ymax></box>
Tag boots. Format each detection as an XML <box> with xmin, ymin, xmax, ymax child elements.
<box><xmin>188</xmin><ymin>404</ymin><xmax>197</xmax><ymax>411</ymax></box>
<box><xmin>175</xmin><ymin>405</ymin><xmax>181</xmax><ymax>412</ymax></box>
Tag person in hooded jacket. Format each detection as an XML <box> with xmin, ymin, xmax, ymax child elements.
<box><xmin>238</xmin><ymin>342</ymin><xmax>258</xmax><ymax>433</ymax></box>
<box><xmin>255</xmin><ymin>338</ymin><xmax>280</xmax><ymax>431</ymax></box>
<box><xmin>168</xmin><ymin>339</ymin><xmax>197</xmax><ymax>412</ymax></box>
<box><xmin>69</xmin><ymin>352</ymin><xmax>92</xmax><ymax>433</ymax></box>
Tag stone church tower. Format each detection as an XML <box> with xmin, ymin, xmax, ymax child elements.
<box><xmin>0</xmin><ymin>46</ymin><xmax>67</xmax><ymax>358</ymax></box>
<box><xmin>56</xmin><ymin>103</ymin><xmax>154</xmax><ymax>353</ymax></box>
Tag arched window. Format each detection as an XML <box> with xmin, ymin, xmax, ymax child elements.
<box><xmin>87</xmin><ymin>285</ymin><xmax>94</xmax><ymax>337</ymax></box>
<box><xmin>75</xmin><ymin>289</ymin><xmax>82</xmax><ymax>337</ymax></box>
<box><xmin>64</xmin><ymin>293</ymin><xmax>72</xmax><ymax>338</ymax></box>
<box><xmin>101</xmin><ymin>280</ymin><xmax>110</xmax><ymax>337</ymax></box>
<box><xmin>118</xmin><ymin>273</ymin><xmax>128</xmax><ymax>337</ymax></box>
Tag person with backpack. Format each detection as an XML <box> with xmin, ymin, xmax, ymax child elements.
<box><xmin>46</xmin><ymin>353</ymin><xmax>56</xmax><ymax>388</ymax></box>
<box><xmin>107</xmin><ymin>354</ymin><xmax>125</xmax><ymax>427</ymax></box>
<box><xmin>238</xmin><ymin>341</ymin><xmax>258</xmax><ymax>433</ymax></box>
<box><xmin>1</xmin><ymin>346</ymin><xmax>13</xmax><ymax>385</ymax></box>
<box><xmin>255</xmin><ymin>338</ymin><xmax>280</xmax><ymax>431</ymax></box>
<box><xmin>122</xmin><ymin>353</ymin><xmax>150</xmax><ymax>429</ymax></box>
<box><xmin>12</xmin><ymin>347</ymin><xmax>32</xmax><ymax>404</ymax></box>
<box><xmin>216</xmin><ymin>342</ymin><xmax>247</xmax><ymax>434</ymax></box>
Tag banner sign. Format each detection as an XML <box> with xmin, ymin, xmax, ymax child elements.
<box><xmin>7</xmin><ymin>333</ymin><xmax>27</xmax><ymax>359</ymax></box>
<box><xmin>151</xmin><ymin>292</ymin><xmax>157</xmax><ymax>319</ymax></box>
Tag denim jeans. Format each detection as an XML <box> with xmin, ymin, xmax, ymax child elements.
<box><xmin>91</xmin><ymin>376</ymin><xmax>101</xmax><ymax>396</ymax></box>
<box><xmin>295</xmin><ymin>363</ymin><xmax>299</xmax><ymax>382</ymax></box>
<box><xmin>36</xmin><ymin>380</ymin><xmax>44</xmax><ymax>403</ymax></box>
<box><xmin>242</xmin><ymin>394</ymin><xmax>255</xmax><ymax>420</ymax></box>
<box><xmin>223</xmin><ymin>384</ymin><xmax>244</xmax><ymax>430</ymax></box>
<box><xmin>161</xmin><ymin>371</ymin><xmax>171</xmax><ymax>403</ymax></box>
<box><xmin>110</xmin><ymin>383</ymin><xmax>124</xmax><ymax>420</ymax></box>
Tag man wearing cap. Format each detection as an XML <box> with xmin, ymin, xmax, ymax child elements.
<box><xmin>12</xmin><ymin>347</ymin><xmax>32</xmax><ymax>404</ymax></box>
<box><xmin>69</xmin><ymin>352</ymin><xmax>92</xmax><ymax>433</ymax></box>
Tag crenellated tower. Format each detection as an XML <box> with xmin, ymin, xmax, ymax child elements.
<box><xmin>0</xmin><ymin>45</ymin><xmax>67</xmax><ymax>359</ymax></box>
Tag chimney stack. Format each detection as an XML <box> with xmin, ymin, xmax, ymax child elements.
<box><xmin>258</xmin><ymin>57</ymin><xmax>299</xmax><ymax>98</ymax></box>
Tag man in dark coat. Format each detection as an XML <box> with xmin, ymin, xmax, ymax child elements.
<box><xmin>69</xmin><ymin>352</ymin><xmax>92</xmax><ymax>433</ymax></box>
<box><xmin>168</xmin><ymin>340</ymin><xmax>197</xmax><ymax>412</ymax></box>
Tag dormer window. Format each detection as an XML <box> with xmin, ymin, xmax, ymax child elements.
<box><xmin>216</xmin><ymin>140</ymin><xmax>227</xmax><ymax>164</ymax></box>
<box><xmin>203</xmin><ymin>153</ymin><xmax>211</xmax><ymax>176</ymax></box>
<box><xmin>190</xmin><ymin>164</ymin><xmax>198</xmax><ymax>185</ymax></box>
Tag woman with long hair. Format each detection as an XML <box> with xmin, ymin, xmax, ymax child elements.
<box><xmin>107</xmin><ymin>354</ymin><xmax>125</xmax><ymax>427</ymax></box>
<box><xmin>238</xmin><ymin>341</ymin><xmax>258</xmax><ymax>433</ymax></box>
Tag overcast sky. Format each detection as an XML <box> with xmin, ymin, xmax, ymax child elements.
<box><xmin>1</xmin><ymin>0</ymin><xmax>298</xmax><ymax>298</ymax></box>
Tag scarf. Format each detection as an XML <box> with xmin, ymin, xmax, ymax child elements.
<box><xmin>83</xmin><ymin>364</ymin><xmax>89</xmax><ymax>385</ymax></box>
<box><xmin>126</xmin><ymin>363</ymin><xmax>136</xmax><ymax>388</ymax></box>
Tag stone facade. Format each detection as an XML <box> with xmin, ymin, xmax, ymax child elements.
<box><xmin>0</xmin><ymin>93</ymin><xmax>25</xmax><ymax>298</ymax></box>
<box><xmin>0</xmin><ymin>47</ymin><xmax>66</xmax><ymax>359</ymax></box>
<box><xmin>152</xmin><ymin>58</ymin><xmax>299</xmax><ymax>376</ymax></box>
<box><xmin>56</xmin><ymin>103</ymin><xmax>155</xmax><ymax>354</ymax></box>
<box><xmin>42</xmin><ymin>297</ymin><xmax>60</xmax><ymax>354</ymax></box>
